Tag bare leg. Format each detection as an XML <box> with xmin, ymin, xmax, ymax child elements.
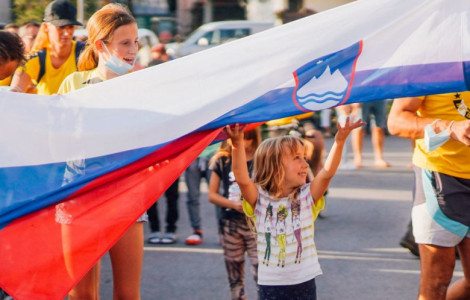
<box><xmin>68</xmin><ymin>263</ymin><xmax>101</xmax><ymax>300</ymax></box>
<box><xmin>371</xmin><ymin>127</ymin><xmax>390</xmax><ymax>168</ymax></box>
<box><xmin>418</xmin><ymin>244</ymin><xmax>455</xmax><ymax>300</ymax></box>
<box><xmin>447</xmin><ymin>237</ymin><xmax>470</xmax><ymax>300</ymax></box>
<box><xmin>109</xmin><ymin>222</ymin><xmax>144</xmax><ymax>300</ymax></box>
<box><xmin>352</xmin><ymin>128</ymin><xmax>363</xmax><ymax>168</ymax></box>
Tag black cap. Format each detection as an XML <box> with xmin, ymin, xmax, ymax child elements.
<box><xmin>43</xmin><ymin>0</ymin><xmax>82</xmax><ymax>27</ymax></box>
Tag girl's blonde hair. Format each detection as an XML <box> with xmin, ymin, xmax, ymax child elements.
<box><xmin>78</xmin><ymin>3</ymin><xmax>136</xmax><ymax>71</ymax></box>
<box><xmin>253</xmin><ymin>135</ymin><xmax>305</xmax><ymax>198</ymax></box>
<box><xmin>210</xmin><ymin>127</ymin><xmax>262</xmax><ymax>165</ymax></box>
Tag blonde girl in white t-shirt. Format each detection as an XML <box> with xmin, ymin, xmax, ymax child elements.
<box><xmin>226</xmin><ymin>117</ymin><xmax>363</xmax><ymax>299</ymax></box>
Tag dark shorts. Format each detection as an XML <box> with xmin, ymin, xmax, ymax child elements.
<box><xmin>258</xmin><ymin>278</ymin><xmax>316</xmax><ymax>300</ymax></box>
<box><xmin>360</xmin><ymin>100</ymin><xmax>387</xmax><ymax>129</ymax></box>
<box><xmin>412</xmin><ymin>166</ymin><xmax>470</xmax><ymax>246</ymax></box>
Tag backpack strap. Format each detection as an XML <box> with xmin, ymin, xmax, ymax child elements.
<box><xmin>36</xmin><ymin>49</ymin><xmax>47</xmax><ymax>84</ymax></box>
<box><xmin>36</xmin><ymin>41</ymin><xmax>85</xmax><ymax>84</ymax></box>
<box><xmin>74</xmin><ymin>41</ymin><xmax>85</xmax><ymax>65</ymax></box>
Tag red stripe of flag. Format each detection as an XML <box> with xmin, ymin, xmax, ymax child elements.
<box><xmin>0</xmin><ymin>128</ymin><xmax>221</xmax><ymax>300</ymax></box>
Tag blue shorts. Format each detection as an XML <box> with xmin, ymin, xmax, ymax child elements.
<box><xmin>258</xmin><ymin>278</ymin><xmax>316</xmax><ymax>300</ymax></box>
<box><xmin>412</xmin><ymin>166</ymin><xmax>470</xmax><ymax>246</ymax></box>
<box><xmin>360</xmin><ymin>100</ymin><xmax>387</xmax><ymax>129</ymax></box>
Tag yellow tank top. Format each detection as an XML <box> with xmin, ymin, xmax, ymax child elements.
<box><xmin>413</xmin><ymin>92</ymin><xmax>470</xmax><ymax>179</ymax></box>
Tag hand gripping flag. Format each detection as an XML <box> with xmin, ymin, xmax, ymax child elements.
<box><xmin>1</xmin><ymin>0</ymin><xmax>470</xmax><ymax>298</ymax></box>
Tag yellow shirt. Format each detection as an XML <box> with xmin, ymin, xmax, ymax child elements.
<box><xmin>58</xmin><ymin>68</ymin><xmax>106</xmax><ymax>94</ymax></box>
<box><xmin>23</xmin><ymin>41</ymin><xmax>79</xmax><ymax>95</ymax></box>
<box><xmin>0</xmin><ymin>76</ymin><xmax>12</xmax><ymax>86</ymax></box>
<box><xmin>413</xmin><ymin>92</ymin><xmax>470</xmax><ymax>179</ymax></box>
<box><xmin>266</xmin><ymin>113</ymin><xmax>314</xmax><ymax>126</ymax></box>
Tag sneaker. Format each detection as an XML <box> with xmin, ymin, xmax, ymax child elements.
<box><xmin>399</xmin><ymin>231</ymin><xmax>419</xmax><ymax>257</ymax></box>
<box><xmin>147</xmin><ymin>232</ymin><xmax>162</xmax><ymax>244</ymax></box>
<box><xmin>160</xmin><ymin>232</ymin><xmax>177</xmax><ymax>244</ymax></box>
<box><xmin>185</xmin><ymin>230</ymin><xmax>203</xmax><ymax>245</ymax></box>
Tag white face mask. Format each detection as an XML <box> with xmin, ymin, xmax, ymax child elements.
<box><xmin>102</xmin><ymin>42</ymin><xmax>135</xmax><ymax>75</ymax></box>
<box><xmin>424</xmin><ymin>119</ymin><xmax>454</xmax><ymax>152</ymax></box>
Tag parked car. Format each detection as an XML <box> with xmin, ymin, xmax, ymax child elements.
<box><xmin>73</xmin><ymin>28</ymin><xmax>160</xmax><ymax>67</ymax></box>
<box><xmin>165</xmin><ymin>20</ymin><xmax>274</xmax><ymax>58</ymax></box>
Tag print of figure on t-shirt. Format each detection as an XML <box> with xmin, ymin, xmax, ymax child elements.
<box><xmin>276</xmin><ymin>205</ymin><xmax>288</xmax><ymax>268</ymax></box>
<box><xmin>291</xmin><ymin>198</ymin><xmax>303</xmax><ymax>264</ymax></box>
<box><xmin>263</xmin><ymin>204</ymin><xmax>273</xmax><ymax>266</ymax></box>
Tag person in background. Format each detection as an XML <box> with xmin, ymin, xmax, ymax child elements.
<box><xmin>208</xmin><ymin>129</ymin><xmax>261</xmax><ymax>299</ymax></box>
<box><xmin>184</xmin><ymin>143</ymin><xmax>220</xmax><ymax>245</ymax></box>
<box><xmin>146</xmin><ymin>179</ymin><xmax>180</xmax><ymax>244</ymax></box>
<box><xmin>143</xmin><ymin>42</ymin><xmax>179</xmax><ymax>244</ymax></box>
<box><xmin>147</xmin><ymin>44</ymin><xmax>172</xmax><ymax>67</ymax></box>
<box><xmin>10</xmin><ymin>0</ymin><xmax>83</xmax><ymax>95</ymax></box>
<box><xmin>335</xmin><ymin>104</ymin><xmax>358</xmax><ymax>170</ymax></box>
<box><xmin>226</xmin><ymin>117</ymin><xmax>363</xmax><ymax>299</ymax></box>
<box><xmin>352</xmin><ymin>101</ymin><xmax>391</xmax><ymax>168</ymax></box>
<box><xmin>4</xmin><ymin>23</ymin><xmax>19</xmax><ymax>34</ymax></box>
<box><xmin>320</xmin><ymin>109</ymin><xmax>332</xmax><ymax>138</ymax></box>
<box><xmin>0</xmin><ymin>31</ymin><xmax>25</xmax><ymax>82</ymax></box>
<box><xmin>19</xmin><ymin>21</ymin><xmax>40</xmax><ymax>54</ymax></box>
<box><xmin>58</xmin><ymin>4</ymin><xmax>143</xmax><ymax>299</ymax></box>
<box><xmin>388</xmin><ymin>94</ymin><xmax>470</xmax><ymax>299</ymax></box>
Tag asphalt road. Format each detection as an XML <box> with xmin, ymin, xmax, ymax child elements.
<box><xmin>99</xmin><ymin>134</ymin><xmax>464</xmax><ymax>300</ymax></box>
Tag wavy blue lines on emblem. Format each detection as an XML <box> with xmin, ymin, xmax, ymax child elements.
<box><xmin>297</xmin><ymin>90</ymin><xmax>345</xmax><ymax>104</ymax></box>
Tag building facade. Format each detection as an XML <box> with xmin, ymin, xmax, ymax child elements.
<box><xmin>176</xmin><ymin>0</ymin><xmax>354</xmax><ymax>36</ymax></box>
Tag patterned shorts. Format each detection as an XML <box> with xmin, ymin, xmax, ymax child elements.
<box><xmin>412</xmin><ymin>166</ymin><xmax>470</xmax><ymax>247</ymax></box>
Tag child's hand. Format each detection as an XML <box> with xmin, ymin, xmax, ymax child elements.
<box><xmin>225</xmin><ymin>123</ymin><xmax>246</xmax><ymax>147</ymax></box>
<box><xmin>335</xmin><ymin>116</ymin><xmax>365</xmax><ymax>142</ymax></box>
<box><xmin>232</xmin><ymin>201</ymin><xmax>244</xmax><ymax>213</ymax></box>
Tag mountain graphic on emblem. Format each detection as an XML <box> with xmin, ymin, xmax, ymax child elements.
<box><xmin>296</xmin><ymin>66</ymin><xmax>348</xmax><ymax>110</ymax></box>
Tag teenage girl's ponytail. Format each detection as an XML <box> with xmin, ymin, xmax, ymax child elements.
<box><xmin>77</xmin><ymin>44</ymin><xmax>98</xmax><ymax>71</ymax></box>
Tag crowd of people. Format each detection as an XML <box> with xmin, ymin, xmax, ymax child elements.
<box><xmin>1</xmin><ymin>1</ymin><xmax>469</xmax><ymax>299</ymax></box>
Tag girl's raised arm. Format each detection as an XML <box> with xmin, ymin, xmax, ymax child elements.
<box><xmin>225</xmin><ymin>124</ymin><xmax>258</xmax><ymax>208</ymax></box>
<box><xmin>311</xmin><ymin>116</ymin><xmax>365</xmax><ymax>202</ymax></box>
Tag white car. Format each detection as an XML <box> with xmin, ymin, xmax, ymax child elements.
<box><xmin>166</xmin><ymin>20</ymin><xmax>274</xmax><ymax>58</ymax></box>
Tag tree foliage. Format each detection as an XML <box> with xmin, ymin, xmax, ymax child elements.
<box><xmin>12</xmin><ymin>0</ymin><xmax>112</xmax><ymax>26</ymax></box>
<box><xmin>12</xmin><ymin>0</ymin><xmax>49</xmax><ymax>25</ymax></box>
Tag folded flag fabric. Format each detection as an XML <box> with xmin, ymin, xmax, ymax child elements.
<box><xmin>1</xmin><ymin>0</ymin><xmax>469</xmax><ymax>298</ymax></box>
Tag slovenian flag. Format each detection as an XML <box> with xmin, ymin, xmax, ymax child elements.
<box><xmin>1</xmin><ymin>0</ymin><xmax>469</xmax><ymax>298</ymax></box>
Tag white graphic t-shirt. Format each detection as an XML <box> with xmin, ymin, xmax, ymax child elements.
<box><xmin>253</xmin><ymin>183</ymin><xmax>323</xmax><ymax>285</ymax></box>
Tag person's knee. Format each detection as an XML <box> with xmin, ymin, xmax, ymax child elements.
<box><xmin>429</xmin><ymin>275</ymin><xmax>452</xmax><ymax>289</ymax></box>
<box><xmin>422</xmin><ymin>270</ymin><xmax>453</xmax><ymax>295</ymax></box>
<box><xmin>186</xmin><ymin>195</ymin><xmax>200</xmax><ymax>204</ymax></box>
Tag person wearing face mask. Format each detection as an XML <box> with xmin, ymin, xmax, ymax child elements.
<box><xmin>387</xmin><ymin>94</ymin><xmax>470</xmax><ymax>300</ymax></box>
<box><xmin>10</xmin><ymin>0</ymin><xmax>84</xmax><ymax>95</ymax></box>
<box><xmin>58</xmin><ymin>4</ymin><xmax>142</xmax><ymax>300</ymax></box>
